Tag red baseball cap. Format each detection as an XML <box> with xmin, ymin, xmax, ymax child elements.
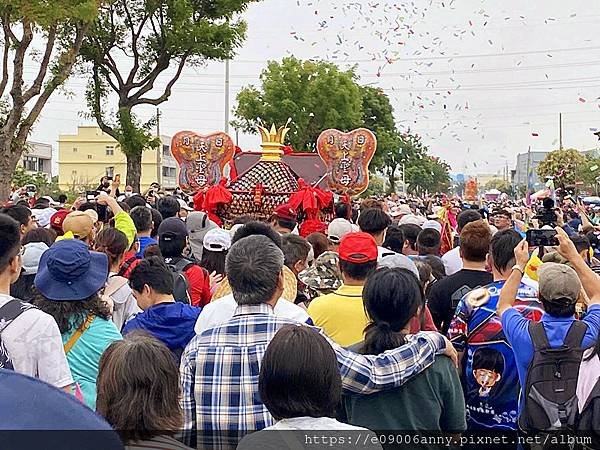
<box><xmin>273</xmin><ymin>203</ymin><xmax>297</xmax><ymax>222</ymax></box>
<box><xmin>49</xmin><ymin>209</ymin><xmax>69</xmax><ymax>236</ymax></box>
<box><xmin>338</xmin><ymin>232</ymin><xmax>378</xmax><ymax>263</ymax></box>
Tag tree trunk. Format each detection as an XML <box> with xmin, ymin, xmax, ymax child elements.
<box><xmin>126</xmin><ymin>151</ymin><xmax>142</xmax><ymax>194</ymax></box>
<box><xmin>0</xmin><ymin>140</ymin><xmax>19</xmax><ymax>201</ymax></box>
<box><xmin>387</xmin><ymin>165</ymin><xmax>397</xmax><ymax>194</ymax></box>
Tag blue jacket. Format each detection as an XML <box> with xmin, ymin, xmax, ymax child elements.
<box><xmin>122</xmin><ymin>302</ymin><xmax>201</xmax><ymax>360</ymax></box>
<box><xmin>136</xmin><ymin>236</ymin><xmax>157</xmax><ymax>258</ymax></box>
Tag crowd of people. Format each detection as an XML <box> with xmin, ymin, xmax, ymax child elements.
<box><xmin>2</xmin><ymin>178</ymin><xmax>600</xmax><ymax>450</ymax></box>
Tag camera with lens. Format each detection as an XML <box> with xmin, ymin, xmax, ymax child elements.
<box><xmin>534</xmin><ymin>198</ymin><xmax>557</xmax><ymax>228</ymax></box>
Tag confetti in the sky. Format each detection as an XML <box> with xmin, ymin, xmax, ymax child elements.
<box><xmin>289</xmin><ymin>1</ymin><xmax>599</xmax><ymax>170</ymax></box>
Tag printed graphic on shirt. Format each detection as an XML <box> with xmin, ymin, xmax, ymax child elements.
<box><xmin>448</xmin><ymin>280</ymin><xmax>543</xmax><ymax>430</ymax></box>
<box><xmin>451</xmin><ymin>285</ymin><xmax>476</xmax><ymax>311</ymax></box>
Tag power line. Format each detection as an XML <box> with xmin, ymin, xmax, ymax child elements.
<box><xmin>234</xmin><ymin>45</ymin><xmax>600</xmax><ymax>63</ymax></box>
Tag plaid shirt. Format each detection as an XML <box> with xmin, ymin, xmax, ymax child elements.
<box><xmin>180</xmin><ymin>303</ymin><xmax>446</xmax><ymax>449</ymax></box>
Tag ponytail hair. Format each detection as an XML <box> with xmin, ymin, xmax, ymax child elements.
<box><xmin>95</xmin><ymin>228</ymin><xmax>128</xmax><ymax>269</ymax></box>
<box><xmin>361</xmin><ymin>268</ymin><xmax>422</xmax><ymax>355</ymax></box>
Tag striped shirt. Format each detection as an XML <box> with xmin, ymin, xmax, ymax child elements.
<box><xmin>180</xmin><ymin>303</ymin><xmax>446</xmax><ymax>449</ymax></box>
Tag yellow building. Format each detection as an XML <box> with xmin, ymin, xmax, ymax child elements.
<box><xmin>475</xmin><ymin>173</ymin><xmax>503</xmax><ymax>188</ymax></box>
<box><xmin>58</xmin><ymin>125</ymin><xmax>178</xmax><ymax>192</ymax></box>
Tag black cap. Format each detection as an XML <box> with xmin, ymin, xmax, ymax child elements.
<box><xmin>157</xmin><ymin>217</ymin><xmax>188</xmax><ymax>241</ymax></box>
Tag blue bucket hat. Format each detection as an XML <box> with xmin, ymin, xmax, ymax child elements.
<box><xmin>35</xmin><ymin>239</ymin><xmax>108</xmax><ymax>301</ymax></box>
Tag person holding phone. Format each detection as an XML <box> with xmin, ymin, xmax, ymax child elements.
<box><xmin>97</xmin><ymin>176</ymin><xmax>111</xmax><ymax>194</ymax></box>
<box><xmin>497</xmin><ymin>228</ymin><xmax>600</xmax><ymax>425</ymax></box>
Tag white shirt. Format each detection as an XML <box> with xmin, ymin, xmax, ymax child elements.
<box><xmin>238</xmin><ymin>417</ymin><xmax>383</xmax><ymax>450</ymax></box>
<box><xmin>442</xmin><ymin>246</ymin><xmax>462</xmax><ymax>276</ymax></box>
<box><xmin>107</xmin><ymin>273</ymin><xmax>141</xmax><ymax>331</ymax></box>
<box><xmin>195</xmin><ymin>294</ymin><xmax>311</xmax><ymax>335</ymax></box>
<box><xmin>267</xmin><ymin>416</ymin><xmax>371</xmax><ymax>431</ymax></box>
<box><xmin>0</xmin><ymin>293</ymin><xmax>73</xmax><ymax>388</ymax></box>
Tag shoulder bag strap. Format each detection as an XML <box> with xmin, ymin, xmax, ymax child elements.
<box><xmin>0</xmin><ymin>299</ymin><xmax>33</xmax><ymax>333</ymax></box>
<box><xmin>528</xmin><ymin>320</ymin><xmax>550</xmax><ymax>351</ymax></box>
<box><xmin>105</xmin><ymin>276</ymin><xmax>128</xmax><ymax>298</ymax></box>
<box><xmin>564</xmin><ymin>320</ymin><xmax>588</xmax><ymax>348</ymax></box>
<box><xmin>63</xmin><ymin>313</ymin><xmax>95</xmax><ymax>354</ymax></box>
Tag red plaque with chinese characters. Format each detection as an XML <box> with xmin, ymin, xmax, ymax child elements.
<box><xmin>170</xmin><ymin>131</ymin><xmax>235</xmax><ymax>194</ymax></box>
<box><xmin>316</xmin><ymin>128</ymin><xmax>377</xmax><ymax>196</ymax></box>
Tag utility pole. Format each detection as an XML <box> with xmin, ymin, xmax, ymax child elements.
<box><xmin>402</xmin><ymin>163</ymin><xmax>406</xmax><ymax>193</ymax></box>
<box><xmin>156</xmin><ymin>107</ymin><xmax>161</xmax><ymax>185</ymax></box>
<box><xmin>559</xmin><ymin>112</ymin><xmax>563</xmax><ymax>150</ymax></box>
<box><xmin>525</xmin><ymin>145</ymin><xmax>531</xmax><ymax>196</ymax></box>
<box><xmin>225</xmin><ymin>60</ymin><xmax>230</xmax><ymax>134</ymax></box>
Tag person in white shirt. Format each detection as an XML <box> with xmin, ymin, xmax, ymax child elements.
<box><xmin>442</xmin><ymin>210</ymin><xmax>483</xmax><ymax>276</ymax></box>
<box><xmin>0</xmin><ymin>213</ymin><xmax>73</xmax><ymax>391</ymax></box>
<box><xmin>195</xmin><ymin>293</ymin><xmax>311</xmax><ymax>334</ymax></box>
<box><xmin>196</xmin><ymin>221</ymin><xmax>312</xmax><ymax>334</ymax></box>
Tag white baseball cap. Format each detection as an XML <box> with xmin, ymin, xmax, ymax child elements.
<box><xmin>327</xmin><ymin>218</ymin><xmax>354</xmax><ymax>244</ymax></box>
<box><xmin>399</xmin><ymin>214</ymin><xmax>425</xmax><ymax>226</ymax></box>
<box><xmin>422</xmin><ymin>220</ymin><xmax>442</xmax><ymax>233</ymax></box>
<box><xmin>395</xmin><ymin>204</ymin><xmax>412</xmax><ymax>217</ymax></box>
<box><xmin>203</xmin><ymin>228</ymin><xmax>231</xmax><ymax>252</ymax></box>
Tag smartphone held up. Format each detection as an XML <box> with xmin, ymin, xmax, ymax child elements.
<box><xmin>526</xmin><ymin>229</ymin><xmax>558</xmax><ymax>247</ymax></box>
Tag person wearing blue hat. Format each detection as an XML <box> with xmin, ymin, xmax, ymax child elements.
<box><xmin>0</xmin><ymin>214</ymin><xmax>73</xmax><ymax>391</ymax></box>
<box><xmin>34</xmin><ymin>239</ymin><xmax>122</xmax><ymax>409</ymax></box>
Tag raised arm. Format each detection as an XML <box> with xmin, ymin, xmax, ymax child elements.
<box><xmin>497</xmin><ymin>239</ymin><xmax>530</xmax><ymax>317</ymax></box>
<box><xmin>554</xmin><ymin>226</ymin><xmax>600</xmax><ymax>306</ymax></box>
<box><xmin>96</xmin><ymin>194</ymin><xmax>136</xmax><ymax>248</ymax></box>
<box><xmin>331</xmin><ymin>331</ymin><xmax>455</xmax><ymax>395</ymax></box>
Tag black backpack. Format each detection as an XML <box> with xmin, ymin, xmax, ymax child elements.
<box><xmin>519</xmin><ymin>320</ymin><xmax>588</xmax><ymax>433</ymax></box>
<box><xmin>0</xmin><ymin>299</ymin><xmax>34</xmax><ymax>370</ymax></box>
<box><xmin>117</xmin><ymin>254</ymin><xmax>140</xmax><ymax>278</ymax></box>
<box><xmin>164</xmin><ymin>257</ymin><xmax>197</xmax><ymax>305</ymax></box>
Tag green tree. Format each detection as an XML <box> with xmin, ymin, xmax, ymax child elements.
<box><xmin>405</xmin><ymin>155</ymin><xmax>451</xmax><ymax>195</ymax></box>
<box><xmin>361</xmin><ymin>86</ymin><xmax>409</xmax><ymax>193</ymax></box>
<box><xmin>537</xmin><ymin>148</ymin><xmax>586</xmax><ymax>189</ymax></box>
<box><xmin>361</xmin><ymin>175</ymin><xmax>385</xmax><ymax>198</ymax></box>
<box><xmin>82</xmin><ymin>0</ymin><xmax>256</xmax><ymax>192</ymax></box>
<box><xmin>0</xmin><ymin>0</ymin><xmax>100</xmax><ymax>200</ymax></box>
<box><xmin>578</xmin><ymin>155</ymin><xmax>600</xmax><ymax>191</ymax></box>
<box><xmin>484</xmin><ymin>178</ymin><xmax>511</xmax><ymax>192</ymax></box>
<box><xmin>232</xmin><ymin>57</ymin><xmax>364</xmax><ymax>152</ymax></box>
<box><xmin>11</xmin><ymin>166</ymin><xmax>65</xmax><ymax>199</ymax></box>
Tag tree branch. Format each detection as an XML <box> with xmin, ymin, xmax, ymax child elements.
<box><xmin>126</xmin><ymin>52</ymin><xmax>170</xmax><ymax>103</ymax></box>
<box><xmin>99</xmin><ymin>67</ymin><xmax>121</xmax><ymax>95</ymax></box>
<box><xmin>129</xmin><ymin>53</ymin><xmax>188</xmax><ymax>107</ymax></box>
<box><xmin>89</xmin><ymin>66</ymin><xmax>118</xmax><ymax>140</ymax></box>
<box><xmin>3</xmin><ymin>19</ymin><xmax>34</xmax><ymax>137</ymax></box>
<box><xmin>0</xmin><ymin>13</ymin><xmax>12</xmax><ymax>99</ymax></box>
<box><xmin>23</xmin><ymin>25</ymin><xmax>57</xmax><ymax>103</ymax></box>
<box><xmin>15</xmin><ymin>22</ymin><xmax>93</xmax><ymax>147</ymax></box>
<box><xmin>123</xmin><ymin>2</ymin><xmax>148</xmax><ymax>87</ymax></box>
<box><xmin>103</xmin><ymin>52</ymin><xmax>125</xmax><ymax>91</ymax></box>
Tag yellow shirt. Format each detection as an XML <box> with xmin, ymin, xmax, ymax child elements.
<box><xmin>307</xmin><ymin>284</ymin><xmax>368</xmax><ymax>347</ymax></box>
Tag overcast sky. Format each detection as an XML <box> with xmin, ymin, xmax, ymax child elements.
<box><xmin>34</xmin><ymin>0</ymin><xmax>600</xmax><ymax>178</ymax></box>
